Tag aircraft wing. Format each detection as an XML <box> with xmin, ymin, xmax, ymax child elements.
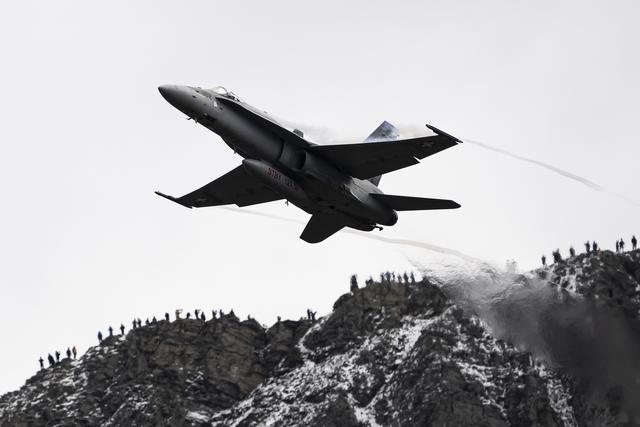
<box><xmin>217</xmin><ymin>97</ymin><xmax>311</xmax><ymax>149</ymax></box>
<box><xmin>300</xmin><ymin>213</ymin><xmax>345</xmax><ymax>243</ymax></box>
<box><xmin>307</xmin><ymin>125</ymin><xmax>461</xmax><ymax>180</ymax></box>
<box><xmin>156</xmin><ymin>164</ymin><xmax>283</xmax><ymax>208</ymax></box>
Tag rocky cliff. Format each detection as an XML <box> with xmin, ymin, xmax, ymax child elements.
<box><xmin>1</xmin><ymin>250</ymin><xmax>639</xmax><ymax>426</ymax></box>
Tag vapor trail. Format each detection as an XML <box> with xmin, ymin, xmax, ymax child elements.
<box><xmin>464</xmin><ymin>138</ymin><xmax>640</xmax><ymax>207</ymax></box>
<box><xmin>220</xmin><ymin>206</ymin><xmax>485</xmax><ymax>263</ymax></box>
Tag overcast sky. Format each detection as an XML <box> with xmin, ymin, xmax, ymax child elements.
<box><xmin>1</xmin><ymin>1</ymin><xmax>638</xmax><ymax>394</ymax></box>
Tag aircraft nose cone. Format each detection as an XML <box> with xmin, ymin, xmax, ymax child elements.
<box><xmin>158</xmin><ymin>84</ymin><xmax>179</xmax><ymax>102</ymax></box>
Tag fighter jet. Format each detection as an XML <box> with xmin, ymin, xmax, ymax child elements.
<box><xmin>156</xmin><ymin>85</ymin><xmax>462</xmax><ymax>243</ymax></box>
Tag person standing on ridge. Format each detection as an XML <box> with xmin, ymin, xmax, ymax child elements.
<box><xmin>72</xmin><ymin>346</ymin><xmax>77</xmax><ymax>359</ymax></box>
<box><xmin>47</xmin><ymin>354</ymin><xmax>55</xmax><ymax>367</ymax></box>
<box><xmin>55</xmin><ymin>351</ymin><xmax>60</xmax><ymax>363</ymax></box>
<box><xmin>620</xmin><ymin>238</ymin><xmax>625</xmax><ymax>252</ymax></box>
<box><xmin>616</xmin><ymin>240</ymin><xmax>620</xmax><ymax>253</ymax></box>
<box><xmin>39</xmin><ymin>357</ymin><xmax>44</xmax><ymax>369</ymax></box>
<box><xmin>132</xmin><ymin>319</ymin><xmax>137</xmax><ymax>329</ymax></box>
<box><xmin>98</xmin><ymin>331</ymin><xmax>103</xmax><ymax>343</ymax></box>
<box><xmin>632</xmin><ymin>235</ymin><xmax>638</xmax><ymax>251</ymax></box>
<box><xmin>120</xmin><ymin>324</ymin><xmax>125</xmax><ymax>335</ymax></box>
<box><xmin>541</xmin><ymin>255</ymin><xmax>546</xmax><ymax>266</ymax></box>
<box><xmin>593</xmin><ymin>241</ymin><xmax>599</xmax><ymax>252</ymax></box>
<box><xmin>165</xmin><ymin>312</ymin><xmax>170</xmax><ymax>322</ymax></box>
<box><xmin>569</xmin><ymin>247</ymin><xmax>575</xmax><ymax>257</ymax></box>
<box><xmin>108</xmin><ymin>326</ymin><xmax>113</xmax><ymax>337</ymax></box>
<box><xmin>585</xmin><ymin>241</ymin><xmax>591</xmax><ymax>254</ymax></box>
<box><xmin>66</xmin><ymin>347</ymin><xmax>71</xmax><ymax>359</ymax></box>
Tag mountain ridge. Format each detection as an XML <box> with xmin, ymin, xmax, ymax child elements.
<box><xmin>2</xmin><ymin>249</ymin><xmax>639</xmax><ymax>426</ymax></box>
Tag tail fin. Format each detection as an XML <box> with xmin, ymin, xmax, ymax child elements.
<box><xmin>364</xmin><ymin>121</ymin><xmax>399</xmax><ymax>186</ymax></box>
<box><xmin>370</xmin><ymin>193</ymin><xmax>461</xmax><ymax>211</ymax></box>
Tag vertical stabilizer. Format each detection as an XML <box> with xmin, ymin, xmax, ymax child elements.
<box><xmin>364</xmin><ymin>121</ymin><xmax>399</xmax><ymax>185</ymax></box>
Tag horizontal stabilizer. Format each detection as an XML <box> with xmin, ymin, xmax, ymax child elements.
<box><xmin>370</xmin><ymin>194</ymin><xmax>460</xmax><ymax>211</ymax></box>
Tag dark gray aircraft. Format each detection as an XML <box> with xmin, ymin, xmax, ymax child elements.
<box><xmin>156</xmin><ymin>85</ymin><xmax>461</xmax><ymax>243</ymax></box>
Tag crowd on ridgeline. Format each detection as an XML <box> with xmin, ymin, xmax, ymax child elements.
<box><xmin>36</xmin><ymin>270</ymin><xmax>425</xmax><ymax>373</ymax></box>
<box><xmin>349</xmin><ymin>271</ymin><xmax>417</xmax><ymax>293</ymax></box>
<box><xmin>541</xmin><ymin>234</ymin><xmax>638</xmax><ymax>267</ymax></box>
<box><xmin>36</xmin><ymin>304</ymin><xmax>330</xmax><ymax>372</ymax></box>
<box><xmin>38</xmin><ymin>346</ymin><xmax>77</xmax><ymax>370</ymax></box>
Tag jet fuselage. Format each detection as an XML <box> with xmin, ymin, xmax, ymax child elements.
<box><xmin>158</xmin><ymin>85</ymin><xmax>398</xmax><ymax>231</ymax></box>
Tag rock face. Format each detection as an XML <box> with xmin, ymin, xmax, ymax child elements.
<box><xmin>1</xmin><ymin>250</ymin><xmax>639</xmax><ymax>426</ymax></box>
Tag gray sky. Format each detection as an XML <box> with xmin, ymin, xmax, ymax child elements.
<box><xmin>1</xmin><ymin>1</ymin><xmax>638</xmax><ymax>394</ymax></box>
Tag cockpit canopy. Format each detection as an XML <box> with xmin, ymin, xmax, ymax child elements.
<box><xmin>208</xmin><ymin>86</ymin><xmax>241</xmax><ymax>102</ymax></box>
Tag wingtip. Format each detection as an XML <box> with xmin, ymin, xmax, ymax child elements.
<box><xmin>155</xmin><ymin>191</ymin><xmax>192</xmax><ymax>209</ymax></box>
<box><xmin>425</xmin><ymin>124</ymin><xmax>462</xmax><ymax>143</ymax></box>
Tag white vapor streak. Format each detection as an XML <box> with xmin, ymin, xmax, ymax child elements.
<box><xmin>220</xmin><ymin>206</ymin><xmax>485</xmax><ymax>263</ymax></box>
<box><xmin>463</xmin><ymin>138</ymin><xmax>640</xmax><ymax>207</ymax></box>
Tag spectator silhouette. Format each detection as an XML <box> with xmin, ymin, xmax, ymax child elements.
<box><xmin>585</xmin><ymin>241</ymin><xmax>591</xmax><ymax>254</ymax></box>
<box><xmin>552</xmin><ymin>249</ymin><xmax>562</xmax><ymax>263</ymax></box>
<box><xmin>98</xmin><ymin>331</ymin><xmax>103</xmax><ymax>343</ymax></box>
<box><xmin>410</xmin><ymin>272</ymin><xmax>416</xmax><ymax>283</ymax></box>
<box><xmin>194</xmin><ymin>309</ymin><xmax>200</xmax><ymax>319</ymax></box>
<box><xmin>39</xmin><ymin>357</ymin><xmax>44</xmax><ymax>369</ymax></box>
<box><xmin>200</xmin><ymin>312</ymin><xmax>206</xmax><ymax>321</ymax></box>
<box><xmin>137</xmin><ymin>319</ymin><xmax>142</xmax><ymax>328</ymax></box>
<box><xmin>593</xmin><ymin>241</ymin><xmax>599</xmax><ymax>252</ymax></box>
<box><xmin>186</xmin><ymin>312</ymin><xmax>191</xmax><ymax>319</ymax></box>
<box><xmin>152</xmin><ymin>316</ymin><xmax>157</xmax><ymax>323</ymax></box>
<box><xmin>165</xmin><ymin>312</ymin><xmax>170</xmax><ymax>322</ymax></box>
<box><xmin>108</xmin><ymin>326</ymin><xmax>113</xmax><ymax>337</ymax></box>
<box><xmin>211</xmin><ymin>310</ymin><xmax>217</xmax><ymax>319</ymax></box>
<box><xmin>47</xmin><ymin>354</ymin><xmax>55</xmax><ymax>367</ymax></box>
<box><xmin>55</xmin><ymin>351</ymin><xmax>60</xmax><ymax>363</ymax></box>
<box><xmin>569</xmin><ymin>246</ymin><xmax>575</xmax><ymax>257</ymax></box>
<box><xmin>350</xmin><ymin>274</ymin><xmax>358</xmax><ymax>292</ymax></box>
<box><xmin>132</xmin><ymin>319</ymin><xmax>137</xmax><ymax>329</ymax></box>
<box><xmin>541</xmin><ymin>255</ymin><xmax>546</xmax><ymax>267</ymax></box>
<box><xmin>632</xmin><ymin>235</ymin><xmax>638</xmax><ymax>251</ymax></box>
<box><xmin>145</xmin><ymin>318</ymin><xmax>150</xmax><ymax>326</ymax></box>
<box><xmin>175</xmin><ymin>309</ymin><xmax>181</xmax><ymax>320</ymax></box>
<box><xmin>616</xmin><ymin>240</ymin><xmax>620</xmax><ymax>253</ymax></box>
<box><xmin>120</xmin><ymin>324</ymin><xmax>125</xmax><ymax>335</ymax></box>
<box><xmin>66</xmin><ymin>347</ymin><xmax>71</xmax><ymax>359</ymax></box>
<box><xmin>72</xmin><ymin>346</ymin><xmax>77</xmax><ymax>360</ymax></box>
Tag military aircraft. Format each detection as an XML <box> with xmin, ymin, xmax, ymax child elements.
<box><xmin>156</xmin><ymin>85</ymin><xmax>462</xmax><ymax>243</ymax></box>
